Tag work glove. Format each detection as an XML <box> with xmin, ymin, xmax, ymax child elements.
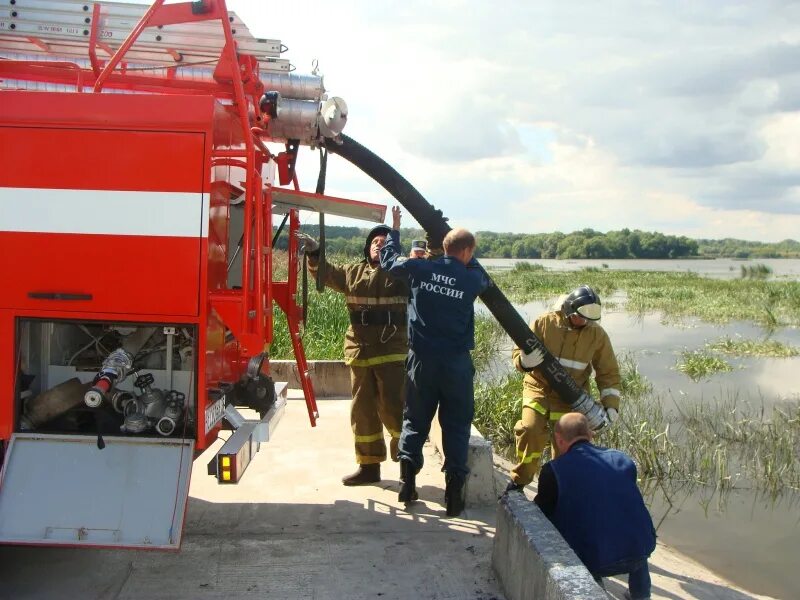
<box><xmin>605</xmin><ymin>407</ymin><xmax>619</xmax><ymax>424</ymax></box>
<box><xmin>519</xmin><ymin>347</ymin><xmax>545</xmax><ymax>371</ymax></box>
<box><xmin>295</xmin><ymin>232</ymin><xmax>319</xmax><ymax>253</ymax></box>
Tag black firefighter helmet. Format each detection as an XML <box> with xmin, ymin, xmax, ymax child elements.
<box><xmin>363</xmin><ymin>224</ymin><xmax>392</xmax><ymax>262</ymax></box>
<box><xmin>561</xmin><ymin>285</ymin><xmax>602</xmax><ymax>321</ymax></box>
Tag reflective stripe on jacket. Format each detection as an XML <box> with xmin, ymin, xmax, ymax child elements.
<box><xmin>512</xmin><ymin>310</ymin><xmax>621</xmax><ymax>410</ymax></box>
<box><xmin>309</xmin><ymin>255</ymin><xmax>408</xmax><ymax>363</ymax></box>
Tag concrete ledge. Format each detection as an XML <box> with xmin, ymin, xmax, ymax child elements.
<box><xmin>270</xmin><ymin>360</ymin><xmax>351</xmax><ymax>397</ymax></box>
<box><xmin>430</xmin><ymin>414</ymin><xmax>496</xmax><ymax>507</ymax></box>
<box><xmin>492</xmin><ymin>492</ymin><xmax>607</xmax><ymax>600</ymax></box>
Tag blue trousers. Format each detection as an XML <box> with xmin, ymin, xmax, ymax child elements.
<box><xmin>398</xmin><ymin>349</ymin><xmax>475</xmax><ymax>477</ymax></box>
<box><xmin>592</xmin><ymin>557</ymin><xmax>651</xmax><ymax>600</ymax></box>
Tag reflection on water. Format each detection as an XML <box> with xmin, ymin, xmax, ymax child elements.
<box><xmin>648</xmin><ymin>487</ymin><xmax>800</xmax><ymax>599</ymax></box>
<box><xmin>478</xmin><ymin>296</ymin><xmax>800</xmax><ymax>597</ymax></box>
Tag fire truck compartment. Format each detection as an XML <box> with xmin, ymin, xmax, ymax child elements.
<box><xmin>0</xmin><ymin>433</ymin><xmax>193</xmax><ymax>549</ymax></box>
<box><xmin>17</xmin><ymin>318</ymin><xmax>197</xmax><ymax>439</ymax></box>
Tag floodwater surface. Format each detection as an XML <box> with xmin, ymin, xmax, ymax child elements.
<box><xmin>479</xmin><ymin>257</ymin><xmax>800</xmax><ymax>280</ymax></box>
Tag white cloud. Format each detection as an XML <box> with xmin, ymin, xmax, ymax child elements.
<box><xmin>229</xmin><ymin>1</ymin><xmax>800</xmax><ymax>241</ymax></box>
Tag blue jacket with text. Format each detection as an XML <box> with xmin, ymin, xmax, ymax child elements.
<box><xmin>380</xmin><ymin>230</ymin><xmax>489</xmax><ymax>355</ymax></box>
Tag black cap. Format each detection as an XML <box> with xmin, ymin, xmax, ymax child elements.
<box><xmin>411</xmin><ymin>239</ymin><xmax>427</xmax><ymax>250</ymax></box>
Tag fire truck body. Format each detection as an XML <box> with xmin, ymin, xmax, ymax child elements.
<box><xmin>2</xmin><ymin>91</ymin><xmax>234</xmax><ymax>444</ymax></box>
<box><xmin>0</xmin><ymin>0</ymin><xmax>386</xmax><ymax>549</ymax></box>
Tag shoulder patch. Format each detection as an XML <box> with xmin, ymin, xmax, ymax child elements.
<box><xmin>395</xmin><ymin>257</ymin><xmax>409</xmax><ymax>264</ymax></box>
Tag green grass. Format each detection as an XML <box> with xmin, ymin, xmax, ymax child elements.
<box><xmin>707</xmin><ymin>337</ymin><xmax>800</xmax><ymax>358</ymax></box>
<box><xmin>676</xmin><ymin>350</ymin><xmax>734</xmax><ymax>381</ymax></box>
<box><xmin>270</xmin><ymin>288</ymin><xmax>348</xmax><ymax>360</ymax></box>
<box><xmin>474</xmin><ymin>373</ymin><xmax>524</xmax><ymax>451</ymax></box>
<box><xmin>472</xmin><ymin>314</ymin><xmax>506</xmax><ymax>374</ymax></box>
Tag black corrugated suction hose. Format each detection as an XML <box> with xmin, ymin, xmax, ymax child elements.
<box><xmin>325</xmin><ymin>134</ymin><xmax>606</xmax><ymax>428</ymax></box>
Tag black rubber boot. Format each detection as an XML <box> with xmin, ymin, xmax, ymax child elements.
<box><xmin>445</xmin><ymin>473</ymin><xmax>466</xmax><ymax>517</ymax></box>
<box><xmin>342</xmin><ymin>463</ymin><xmax>381</xmax><ymax>486</ymax></box>
<box><xmin>398</xmin><ymin>458</ymin><xmax>418</xmax><ymax>503</ymax></box>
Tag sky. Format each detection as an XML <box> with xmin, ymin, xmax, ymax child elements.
<box><xmin>231</xmin><ymin>2</ymin><xmax>800</xmax><ymax>241</ymax></box>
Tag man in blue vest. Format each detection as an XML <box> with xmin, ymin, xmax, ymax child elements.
<box><xmin>380</xmin><ymin>207</ymin><xmax>490</xmax><ymax>517</ymax></box>
<box><xmin>534</xmin><ymin>412</ymin><xmax>656</xmax><ymax>600</ymax></box>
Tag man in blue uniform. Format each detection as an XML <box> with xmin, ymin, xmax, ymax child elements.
<box><xmin>534</xmin><ymin>413</ymin><xmax>656</xmax><ymax>600</ymax></box>
<box><xmin>380</xmin><ymin>206</ymin><xmax>490</xmax><ymax>517</ymax></box>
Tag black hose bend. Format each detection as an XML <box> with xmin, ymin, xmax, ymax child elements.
<box><xmin>324</xmin><ymin>134</ymin><xmax>604</xmax><ymax>423</ymax></box>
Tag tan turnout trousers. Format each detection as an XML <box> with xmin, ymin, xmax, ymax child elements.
<box><xmin>511</xmin><ymin>397</ymin><xmax>573</xmax><ymax>485</ymax></box>
<box><xmin>350</xmin><ymin>363</ymin><xmax>405</xmax><ymax>464</ymax></box>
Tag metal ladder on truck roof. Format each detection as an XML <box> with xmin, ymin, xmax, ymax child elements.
<box><xmin>0</xmin><ymin>0</ymin><xmax>290</xmax><ymax>72</ymax></box>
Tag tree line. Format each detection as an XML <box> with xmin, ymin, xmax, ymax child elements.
<box><xmin>275</xmin><ymin>225</ymin><xmax>800</xmax><ymax>259</ymax></box>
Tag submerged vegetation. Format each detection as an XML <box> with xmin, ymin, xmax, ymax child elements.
<box><xmin>708</xmin><ymin>337</ymin><xmax>800</xmax><ymax>358</ymax></box>
<box><xmin>740</xmin><ymin>263</ymin><xmax>773</xmax><ymax>279</ymax></box>
<box><xmin>490</xmin><ymin>268</ymin><xmax>800</xmax><ymax>328</ymax></box>
<box><xmin>676</xmin><ymin>350</ymin><xmax>734</xmax><ymax>381</ymax></box>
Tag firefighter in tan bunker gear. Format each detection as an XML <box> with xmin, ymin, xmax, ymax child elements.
<box><xmin>298</xmin><ymin>226</ymin><xmax>408</xmax><ymax>486</ymax></box>
<box><xmin>509</xmin><ymin>285</ymin><xmax>621</xmax><ymax>489</ymax></box>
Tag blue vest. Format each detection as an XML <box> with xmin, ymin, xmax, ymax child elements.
<box><xmin>549</xmin><ymin>442</ymin><xmax>656</xmax><ymax>573</ymax></box>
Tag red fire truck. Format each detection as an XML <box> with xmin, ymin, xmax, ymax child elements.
<box><xmin>0</xmin><ymin>0</ymin><xmax>386</xmax><ymax>549</ymax></box>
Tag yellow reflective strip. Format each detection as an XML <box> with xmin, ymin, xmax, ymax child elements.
<box><xmin>559</xmin><ymin>357</ymin><xmax>588</xmax><ymax>370</ymax></box>
<box><xmin>345</xmin><ymin>353</ymin><xmax>407</xmax><ymax>367</ymax></box>
<box><xmin>387</xmin><ymin>429</ymin><xmax>402</xmax><ymax>439</ymax></box>
<box><xmin>516</xmin><ymin>450</ymin><xmax>542</xmax><ymax>464</ymax></box>
<box><xmin>549</xmin><ymin>411</ymin><xmax>566</xmax><ymax>421</ymax></box>
<box><xmin>522</xmin><ymin>400</ymin><xmax>548</xmax><ymax>416</ymax></box>
<box><xmin>354</xmin><ymin>432</ymin><xmax>384</xmax><ymax>443</ymax></box>
<box><xmin>528</xmin><ymin>401</ymin><xmax>547</xmax><ymax>417</ymax></box>
<box><xmin>346</xmin><ymin>295</ymin><xmax>408</xmax><ymax>306</ymax></box>
<box><xmin>355</xmin><ymin>454</ymin><xmax>383</xmax><ymax>464</ymax></box>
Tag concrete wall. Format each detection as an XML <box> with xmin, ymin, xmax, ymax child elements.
<box><xmin>492</xmin><ymin>492</ymin><xmax>607</xmax><ymax>600</ymax></box>
<box><xmin>429</xmin><ymin>416</ymin><xmax>496</xmax><ymax>507</ymax></box>
<box><xmin>269</xmin><ymin>360</ymin><xmax>351</xmax><ymax>397</ymax></box>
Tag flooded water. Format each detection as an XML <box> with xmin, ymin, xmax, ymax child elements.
<box><xmin>477</xmin><ymin>261</ymin><xmax>800</xmax><ymax>598</ymax></box>
<box><xmin>479</xmin><ymin>257</ymin><xmax>800</xmax><ymax>280</ymax></box>
<box><xmin>648</xmin><ymin>488</ymin><xmax>800</xmax><ymax>599</ymax></box>
<box><xmin>509</xmin><ymin>300</ymin><xmax>800</xmax><ymax>414</ymax></box>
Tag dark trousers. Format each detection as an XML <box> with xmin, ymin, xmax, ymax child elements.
<box><xmin>398</xmin><ymin>349</ymin><xmax>475</xmax><ymax>477</ymax></box>
<box><xmin>592</xmin><ymin>557</ymin><xmax>651</xmax><ymax>600</ymax></box>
